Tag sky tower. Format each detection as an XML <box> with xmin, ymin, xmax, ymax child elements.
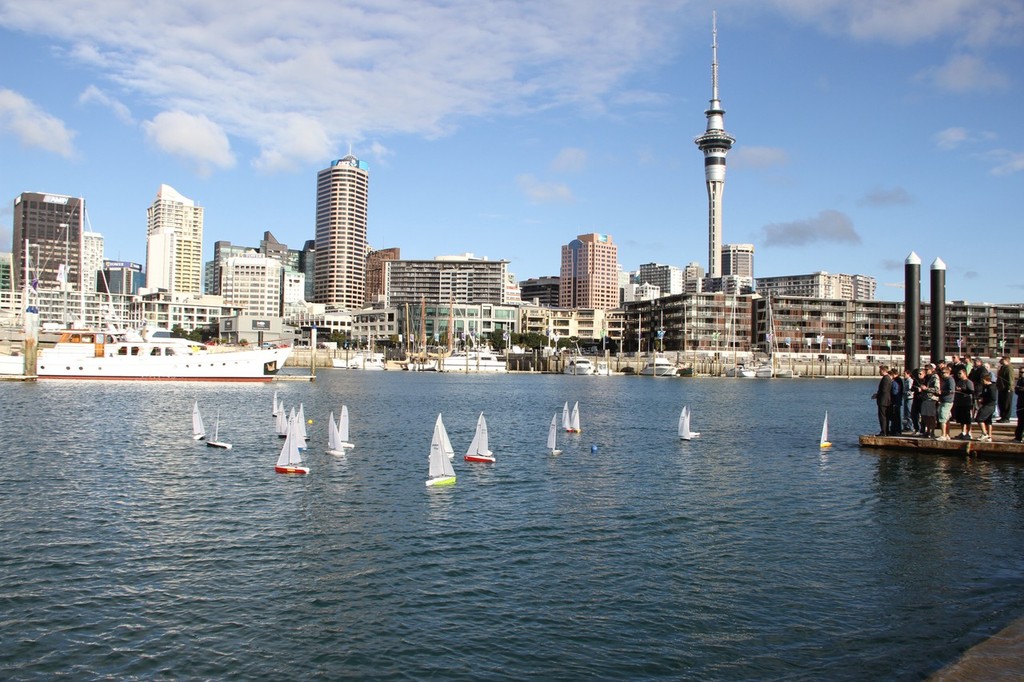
<box><xmin>693</xmin><ymin>12</ymin><xmax>735</xmax><ymax>279</ymax></box>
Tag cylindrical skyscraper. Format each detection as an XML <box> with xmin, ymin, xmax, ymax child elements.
<box><xmin>904</xmin><ymin>252</ymin><xmax>921</xmax><ymax>372</ymax></box>
<box><xmin>694</xmin><ymin>12</ymin><xmax>735</xmax><ymax>279</ymax></box>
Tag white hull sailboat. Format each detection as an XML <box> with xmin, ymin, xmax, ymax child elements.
<box><xmin>192</xmin><ymin>400</ymin><xmax>206</xmax><ymax>440</ymax></box>
<box><xmin>206</xmin><ymin>409</ymin><xmax>232</xmax><ymax>449</ymax></box>
<box><xmin>563</xmin><ymin>401</ymin><xmax>581</xmax><ymax>433</ymax></box>
<box><xmin>465</xmin><ymin>412</ymin><xmax>495</xmax><ymax>463</ymax></box>
<box><xmin>275</xmin><ymin>404</ymin><xmax>289</xmax><ymax>438</ymax></box>
<box><xmin>337</xmin><ymin>405</ymin><xmax>354</xmax><ymax>450</ymax></box>
<box><xmin>547</xmin><ymin>413</ymin><xmax>562</xmax><ymax>455</ymax></box>
<box><xmin>275</xmin><ymin>413</ymin><xmax>309</xmax><ymax>475</ymax></box>
<box><xmin>678</xmin><ymin>405</ymin><xmax>700</xmax><ymax>440</ymax></box>
<box><xmin>819</xmin><ymin>411</ymin><xmax>832</xmax><ymax>449</ymax></box>
<box><xmin>426</xmin><ymin>414</ymin><xmax>457</xmax><ymax>486</ymax></box>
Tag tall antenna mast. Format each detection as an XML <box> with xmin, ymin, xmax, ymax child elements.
<box><xmin>711</xmin><ymin>11</ymin><xmax>719</xmax><ymax>103</ymax></box>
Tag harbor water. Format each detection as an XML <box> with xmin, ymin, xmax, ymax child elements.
<box><xmin>2</xmin><ymin>373</ymin><xmax>1023</xmax><ymax>680</ymax></box>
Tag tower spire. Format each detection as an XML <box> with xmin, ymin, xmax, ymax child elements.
<box><xmin>694</xmin><ymin>12</ymin><xmax>735</xmax><ymax>280</ymax></box>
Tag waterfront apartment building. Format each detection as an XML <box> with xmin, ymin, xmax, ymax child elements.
<box><xmin>384</xmin><ymin>254</ymin><xmax>511</xmax><ymax>309</ymax></box>
<box><xmin>145</xmin><ymin>184</ymin><xmax>204</xmax><ymax>294</ymax></box>
<box><xmin>314</xmin><ymin>155</ymin><xmax>369</xmax><ymax>309</ymax></box>
<box><xmin>755</xmin><ymin>272</ymin><xmax>876</xmax><ymax>301</ymax></box>
<box><xmin>218</xmin><ymin>252</ymin><xmax>284</xmax><ymax>317</ymax></box>
<box><xmin>722</xmin><ymin>243</ymin><xmax>754</xmax><ymax>278</ymax></box>
<box><xmin>11</xmin><ymin>192</ymin><xmax>84</xmax><ymax>293</ymax></box>
<box><xmin>519</xmin><ymin>305</ymin><xmax>616</xmax><ymax>345</ymax></box>
<box><xmin>560</xmin><ymin>233</ymin><xmax>619</xmax><ymax>310</ymax></box>
<box><xmin>82</xmin><ymin>231</ymin><xmax>104</xmax><ymax>293</ymax></box>
<box><xmin>366</xmin><ymin>247</ymin><xmax>400</xmax><ymax>305</ymax></box>
<box><xmin>638</xmin><ymin>262</ymin><xmax>684</xmax><ymax>297</ymax></box>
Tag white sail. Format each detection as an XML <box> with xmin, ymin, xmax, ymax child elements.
<box><xmin>272</xmin><ymin>391</ymin><xmax>280</xmax><ymax>416</ymax></box>
<box><xmin>547</xmin><ymin>413</ymin><xmax>562</xmax><ymax>454</ymax></box>
<box><xmin>327</xmin><ymin>411</ymin><xmax>340</xmax><ymax>451</ymax></box>
<box><xmin>428</xmin><ymin>414</ymin><xmax>457</xmax><ymax>482</ymax></box>
<box><xmin>276</xmin><ymin>415</ymin><xmax>302</xmax><ymax>467</ymax></box>
<box><xmin>338</xmin><ymin>405</ymin><xmax>350</xmax><ymax>443</ymax></box>
<box><xmin>561</xmin><ymin>401</ymin><xmax>570</xmax><ymax>430</ymax></box>
<box><xmin>297</xmin><ymin>403</ymin><xmax>308</xmax><ymax>443</ymax></box>
<box><xmin>570</xmin><ymin>401</ymin><xmax>581</xmax><ymax>432</ymax></box>
<box><xmin>438</xmin><ymin>415</ymin><xmax>455</xmax><ymax>459</ymax></box>
<box><xmin>192</xmin><ymin>401</ymin><xmax>206</xmax><ymax>440</ymax></box>
<box><xmin>820</xmin><ymin>411</ymin><xmax>831</xmax><ymax>448</ymax></box>
<box><xmin>275</xmin><ymin>405</ymin><xmax>288</xmax><ymax>437</ymax></box>
<box><xmin>464</xmin><ymin>412</ymin><xmax>493</xmax><ymax>459</ymax></box>
<box><xmin>679</xmin><ymin>405</ymin><xmax>699</xmax><ymax>440</ymax></box>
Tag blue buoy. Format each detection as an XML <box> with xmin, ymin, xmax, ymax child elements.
<box><xmin>591</xmin><ymin>444</ymin><xmax>598</xmax><ymax>453</ymax></box>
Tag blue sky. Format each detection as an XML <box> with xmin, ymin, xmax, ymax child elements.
<box><xmin>1</xmin><ymin>0</ymin><xmax>1021</xmax><ymax>304</ymax></box>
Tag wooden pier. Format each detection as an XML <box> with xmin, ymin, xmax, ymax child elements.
<box><xmin>860</xmin><ymin>422</ymin><xmax>1023</xmax><ymax>459</ymax></box>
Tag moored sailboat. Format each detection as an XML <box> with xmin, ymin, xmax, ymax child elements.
<box><xmin>566</xmin><ymin>401</ymin><xmax>581</xmax><ymax>433</ymax></box>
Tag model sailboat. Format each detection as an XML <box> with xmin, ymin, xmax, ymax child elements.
<box><xmin>205</xmin><ymin>409</ymin><xmax>232</xmax><ymax>449</ymax></box>
<box><xmin>336</xmin><ymin>405</ymin><xmax>354</xmax><ymax>449</ymax></box>
<box><xmin>819</xmin><ymin>411</ymin><xmax>832</xmax><ymax>449</ymax></box>
<box><xmin>566</xmin><ymin>401</ymin><xmax>581</xmax><ymax>433</ymax></box>
<box><xmin>275</xmin><ymin>404</ymin><xmax>289</xmax><ymax>438</ymax></box>
<box><xmin>437</xmin><ymin>414</ymin><xmax>455</xmax><ymax>459</ymax></box>
<box><xmin>465</xmin><ymin>412</ymin><xmax>495</xmax><ymax>463</ymax></box>
<box><xmin>426</xmin><ymin>414</ymin><xmax>457</xmax><ymax>486</ymax></box>
<box><xmin>547</xmin><ymin>413</ymin><xmax>562</xmax><ymax>455</ymax></box>
<box><xmin>192</xmin><ymin>401</ymin><xmax>206</xmax><ymax>440</ymax></box>
<box><xmin>678</xmin><ymin>405</ymin><xmax>700</xmax><ymax>440</ymax></box>
<box><xmin>272</xmin><ymin>390</ymin><xmax>281</xmax><ymax>417</ymax></box>
<box><xmin>275</xmin><ymin>413</ymin><xmax>309</xmax><ymax>475</ymax></box>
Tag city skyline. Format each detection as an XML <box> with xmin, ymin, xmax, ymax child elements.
<box><xmin>1</xmin><ymin>2</ymin><xmax>1021</xmax><ymax>304</ymax></box>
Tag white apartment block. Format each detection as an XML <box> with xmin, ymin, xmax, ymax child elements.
<box><xmin>219</xmin><ymin>252</ymin><xmax>283</xmax><ymax>317</ymax></box>
<box><xmin>756</xmin><ymin>271</ymin><xmax>877</xmax><ymax>301</ymax></box>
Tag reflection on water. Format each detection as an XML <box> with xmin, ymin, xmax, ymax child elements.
<box><xmin>1</xmin><ymin>374</ymin><xmax>1023</xmax><ymax>680</ymax></box>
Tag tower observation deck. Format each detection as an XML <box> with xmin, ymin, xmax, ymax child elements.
<box><xmin>693</xmin><ymin>12</ymin><xmax>735</xmax><ymax>279</ymax></box>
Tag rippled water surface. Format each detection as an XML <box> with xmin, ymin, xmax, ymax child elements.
<box><xmin>2</xmin><ymin>373</ymin><xmax>1024</xmax><ymax>680</ymax></box>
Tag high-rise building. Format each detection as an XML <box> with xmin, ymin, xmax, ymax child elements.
<box><xmin>721</xmin><ymin>243</ymin><xmax>754</xmax><ymax>278</ymax></box>
<box><xmin>314</xmin><ymin>155</ymin><xmax>369</xmax><ymax>309</ymax></box>
<box><xmin>366</xmin><ymin>247</ymin><xmax>400</xmax><ymax>305</ymax></box>
<box><xmin>519</xmin><ymin>276</ymin><xmax>560</xmax><ymax>308</ymax></box>
<box><xmin>559</xmin><ymin>233</ymin><xmax>619</xmax><ymax>310</ymax></box>
<box><xmin>11</xmin><ymin>192</ymin><xmax>84</xmax><ymax>292</ymax></box>
<box><xmin>81</xmin><ymin>231</ymin><xmax>104</xmax><ymax>293</ymax></box>
<box><xmin>693</xmin><ymin>13</ymin><xmax>735</xmax><ymax>279</ymax></box>
<box><xmin>98</xmin><ymin>260</ymin><xmax>144</xmax><ymax>296</ymax></box>
<box><xmin>638</xmin><ymin>262</ymin><xmax>684</xmax><ymax>297</ymax></box>
<box><xmin>145</xmin><ymin>184</ymin><xmax>204</xmax><ymax>294</ymax></box>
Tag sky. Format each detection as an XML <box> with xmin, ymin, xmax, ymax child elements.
<box><xmin>0</xmin><ymin>0</ymin><xmax>1021</xmax><ymax>304</ymax></box>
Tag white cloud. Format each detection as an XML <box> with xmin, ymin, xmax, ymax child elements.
<box><xmin>934</xmin><ymin>127</ymin><xmax>969</xmax><ymax>150</ymax></box>
<box><xmin>78</xmin><ymin>85</ymin><xmax>134</xmax><ymax>124</ymax></box>
<box><xmin>767</xmin><ymin>0</ymin><xmax>1024</xmax><ymax>47</ymax></box>
<box><xmin>730</xmin><ymin>146</ymin><xmax>788</xmax><ymax>170</ymax></box>
<box><xmin>551</xmin><ymin>147</ymin><xmax>587</xmax><ymax>173</ymax></box>
<box><xmin>516</xmin><ymin>174</ymin><xmax>574</xmax><ymax>204</ymax></box>
<box><xmin>761</xmin><ymin>210</ymin><xmax>860</xmax><ymax>247</ymax></box>
<box><xmin>987</xmin><ymin>150</ymin><xmax>1024</xmax><ymax>176</ymax></box>
<box><xmin>917</xmin><ymin>53</ymin><xmax>1010</xmax><ymax>93</ymax></box>
<box><xmin>0</xmin><ymin>1</ymin><xmax>688</xmax><ymax>172</ymax></box>
<box><xmin>0</xmin><ymin>88</ymin><xmax>76</xmax><ymax>157</ymax></box>
<box><xmin>143</xmin><ymin>110</ymin><xmax>235</xmax><ymax>176</ymax></box>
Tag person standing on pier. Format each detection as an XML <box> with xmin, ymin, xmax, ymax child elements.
<box><xmin>937</xmin><ymin>366</ymin><xmax>955</xmax><ymax>440</ymax></box>
<box><xmin>902</xmin><ymin>368</ymin><xmax>915</xmax><ymax>432</ymax></box>
<box><xmin>953</xmin><ymin>368</ymin><xmax>976</xmax><ymax>440</ymax></box>
<box><xmin>1014</xmin><ymin>367</ymin><xmax>1024</xmax><ymax>443</ymax></box>
<box><xmin>920</xmin><ymin>364</ymin><xmax>940</xmax><ymax>438</ymax></box>
<box><xmin>975</xmin><ymin>374</ymin><xmax>997</xmax><ymax>442</ymax></box>
<box><xmin>996</xmin><ymin>357</ymin><xmax>1013</xmax><ymax>422</ymax></box>
<box><xmin>872</xmin><ymin>364</ymin><xmax>893</xmax><ymax>436</ymax></box>
<box><xmin>910</xmin><ymin>367</ymin><xmax>926</xmax><ymax>434</ymax></box>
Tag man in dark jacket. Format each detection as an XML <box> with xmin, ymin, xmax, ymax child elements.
<box><xmin>872</xmin><ymin>364</ymin><xmax>893</xmax><ymax>436</ymax></box>
<box><xmin>996</xmin><ymin>357</ymin><xmax>1013</xmax><ymax>422</ymax></box>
